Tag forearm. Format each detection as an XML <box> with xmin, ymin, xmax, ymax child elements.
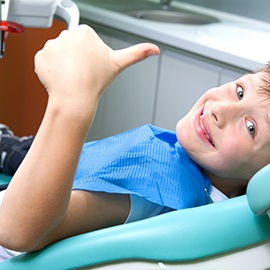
<box><xmin>0</xmin><ymin>98</ymin><xmax>97</xmax><ymax>251</ymax></box>
<box><xmin>0</xmin><ymin>25</ymin><xmax>160</xmax><ymax>252</ymax></box>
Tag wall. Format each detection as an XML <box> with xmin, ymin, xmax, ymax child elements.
<box><xmin>0</xmin><ymin>20</ymin><xmax>66</xmax><ymax>136</ymax></box>
<box><xmin>176</xmin><ymin>0</ymin><xmax>270</xmax><ymax>23</ymax></box>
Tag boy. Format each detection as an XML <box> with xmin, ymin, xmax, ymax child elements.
<box><xmin>0</xmin><ymin>24</ymin><xmax>269</xmax><ymax>261</ymax></box>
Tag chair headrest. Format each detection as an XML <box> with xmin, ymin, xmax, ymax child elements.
<box><xmin>247</xmin><ymin>163</ymin><xmax>270</xmax><ymax>216</ymax></box>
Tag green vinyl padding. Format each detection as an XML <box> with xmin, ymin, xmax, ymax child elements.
<box><xmin>1</xmin><ymin>165</ymin><xmax>270</xmax><ymax>269</ymax></box>
<box><xmin>247</xmin><ymin>163</ymin><xmax>270</xmax><ymax>216</ymax></box>
<box><xmin>0</xmin><ymin>173</ymin><xmax>12</xmax><ymax>186</ymax></box>
<box><xmin>1</xmin><ymin>195</ymin><xmax>270</xmax><ymax>269</ymax></box>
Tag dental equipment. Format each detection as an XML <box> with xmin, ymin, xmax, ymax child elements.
<box><xmin>0</xmin><ymin>0</ymin><xmax>79</xmax><ymax>58</ymax></box>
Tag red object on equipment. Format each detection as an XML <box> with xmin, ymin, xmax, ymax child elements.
<box><xmin>0</xmin><ymin>20</ymin><xmax>24</xmax><ymax>34</ymax></box>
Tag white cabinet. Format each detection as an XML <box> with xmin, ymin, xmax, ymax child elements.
<box><xmin>154</xmin><ymin>50</ymin><xmax>221</xmax><ymax>130</ymax></box>
<box><xmin>102</xmin><ymin>38</ymin><xmax>159</xmax><ymax>137</ymax></box>
<box><xmin>87</xmin><ymin>33</ymin><xmax>159</xmax><ymax>141</ymax></box>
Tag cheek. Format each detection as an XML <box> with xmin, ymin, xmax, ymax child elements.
<box><xmin>176</xmin><ymin>118</ymin><xmax>187</xmax><ymax>144</ymax></box>
<box><xmin>211</xmin><ymin>139</ymin><xmax>253</xmax><ymax>177</ymax></box>
<box><xmin>176</xmin><ymin>116</ymin><xmax>195</xmax><ymax>153</ymax></box>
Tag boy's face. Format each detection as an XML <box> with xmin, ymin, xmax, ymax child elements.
<box><xmin>176</xmin><ymin>72</ymin><xmax>270</xmax><ymax>180</ymax></box>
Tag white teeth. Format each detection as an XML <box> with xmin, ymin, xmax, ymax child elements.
<box><xmin>200</xmin><ymin>115</ymin><xmax>214</xmax><ymax>146</ymax></box>
<box><xmin>199</xmin><ymin>116</ymin><xmax>207</xmax><ymax>135</ymax></box>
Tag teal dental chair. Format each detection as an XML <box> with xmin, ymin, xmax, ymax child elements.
<box><xmin>0</xmin><ymin>164</ymin><xmax>270</xmax><ymax>270</ymax></box>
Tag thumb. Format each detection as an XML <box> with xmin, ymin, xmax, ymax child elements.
<box><xmin>112</xmin><ymin>43</ymin><xmax>160</xmax><ymax>72</ymax></box>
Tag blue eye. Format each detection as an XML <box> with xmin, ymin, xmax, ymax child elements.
<box><xmin>237</xmin><ymin>86</ymin><xmax>244</xmax><ymax>100</ymax></box>
<box><xmin>246</xmin><ymin>120</ymin><xmax>255</xmax><ymax>137</ymax></box>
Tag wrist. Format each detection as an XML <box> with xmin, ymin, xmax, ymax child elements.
<box><xmin>42</xmin><ymin>97</ymin><xmax>97</xmax><ymax>140</ymax></box>
<box><xmin>47</xmin><ymin>94</ymin><xmax>98</xmax><ymax>121</ymax></box>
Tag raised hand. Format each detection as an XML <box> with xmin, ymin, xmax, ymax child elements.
<box><xmin>34</xmin><ymin>24</ymin><xmax>160</xmax><ymax>112</ymax></box>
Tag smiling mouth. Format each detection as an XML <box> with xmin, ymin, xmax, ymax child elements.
<box><xmin>199</xmin><ymin>113</ymin><xmax>215</xmax><ymax>147</ymax></box>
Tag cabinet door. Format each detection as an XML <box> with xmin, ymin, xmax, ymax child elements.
<box><xmin>98</xmin><ymin>37</ymin><xmax>159</xmax><ymax>138</ymax></box>
<box><xmin>154</xmin><ymin>50</ymin><xmax>220</xmax><ymax>130</ymax></box>
<box><xmin>0</xmin><ymin>20</ymin><xmax>65</xmax><ymax>136</ymax></box>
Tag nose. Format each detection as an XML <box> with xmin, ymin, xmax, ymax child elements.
<box><xmin>210</xmin><ymin>100</ymin><xmax>241</xmax><ymax>128</ymax></box>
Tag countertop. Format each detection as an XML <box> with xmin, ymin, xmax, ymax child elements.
<box><xmin>73</xmin><ymin>0</ymin><xmax>270</xmax><ymax>71</ymax></box>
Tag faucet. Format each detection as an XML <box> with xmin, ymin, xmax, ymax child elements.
<box><xmin>160</xmin><ymin>0</ymin><xmax>172</xmax><ymax>10</ymax></box>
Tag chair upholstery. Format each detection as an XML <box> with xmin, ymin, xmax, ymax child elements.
<box><xmin>1</xmin><ymin>165</ymin><xmax>270</xmax><ymax>269</ymax></box>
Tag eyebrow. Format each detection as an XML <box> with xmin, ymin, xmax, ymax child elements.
<box><xmin>245</xmin><ymin>75</ymin><xmax>254</xmax><ymax>89</ymax></box>
<box><xmin>264</xmin><ymin>112</ymin><xmax>270</xmax><ymax>128</ymax></box>
<box><xmin>242</xmin><ymin>74</ymin><xmax>270</xmax><ymax>134</ymax></box>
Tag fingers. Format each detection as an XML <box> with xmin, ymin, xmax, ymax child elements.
<box><xmin>112</xmin><ymin>43</ymin><xmax>160</xmax><ymax>73</ymax></box>
<box><xmin>34</xmin><ymin>24</ymin><xmax>160</xmax><ymax>101</ymax></box>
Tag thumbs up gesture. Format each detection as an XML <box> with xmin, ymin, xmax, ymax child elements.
<box><xmin>34</xmin><ymin>25</ymin><xmax>160</xmax><ymax>112</ymax></box>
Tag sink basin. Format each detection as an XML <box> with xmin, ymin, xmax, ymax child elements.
<box><xmin>129</xmin><ymin>10</ymin><xmax>219</xmax><ymax>25</ymax></box>
<box><xmin>76</xmin><ymin>0</ymin><xmax>219</xmax><ymax>25</ymax></box>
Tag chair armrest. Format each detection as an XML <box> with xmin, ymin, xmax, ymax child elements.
<box><xmin>0</xmin><ymin>173</ymin><xmax>12</xmax><ymax>186</ymax></box>
<box><xmin>1</xmin><ymin>195</ymin><xmax>270</xmax><ymax>269</ymax></box>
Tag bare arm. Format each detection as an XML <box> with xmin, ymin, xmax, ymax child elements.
<box><xmin>0</xmin><ymin>25</ymin><xmax>160</xmax><ymax>252</ymax></box>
